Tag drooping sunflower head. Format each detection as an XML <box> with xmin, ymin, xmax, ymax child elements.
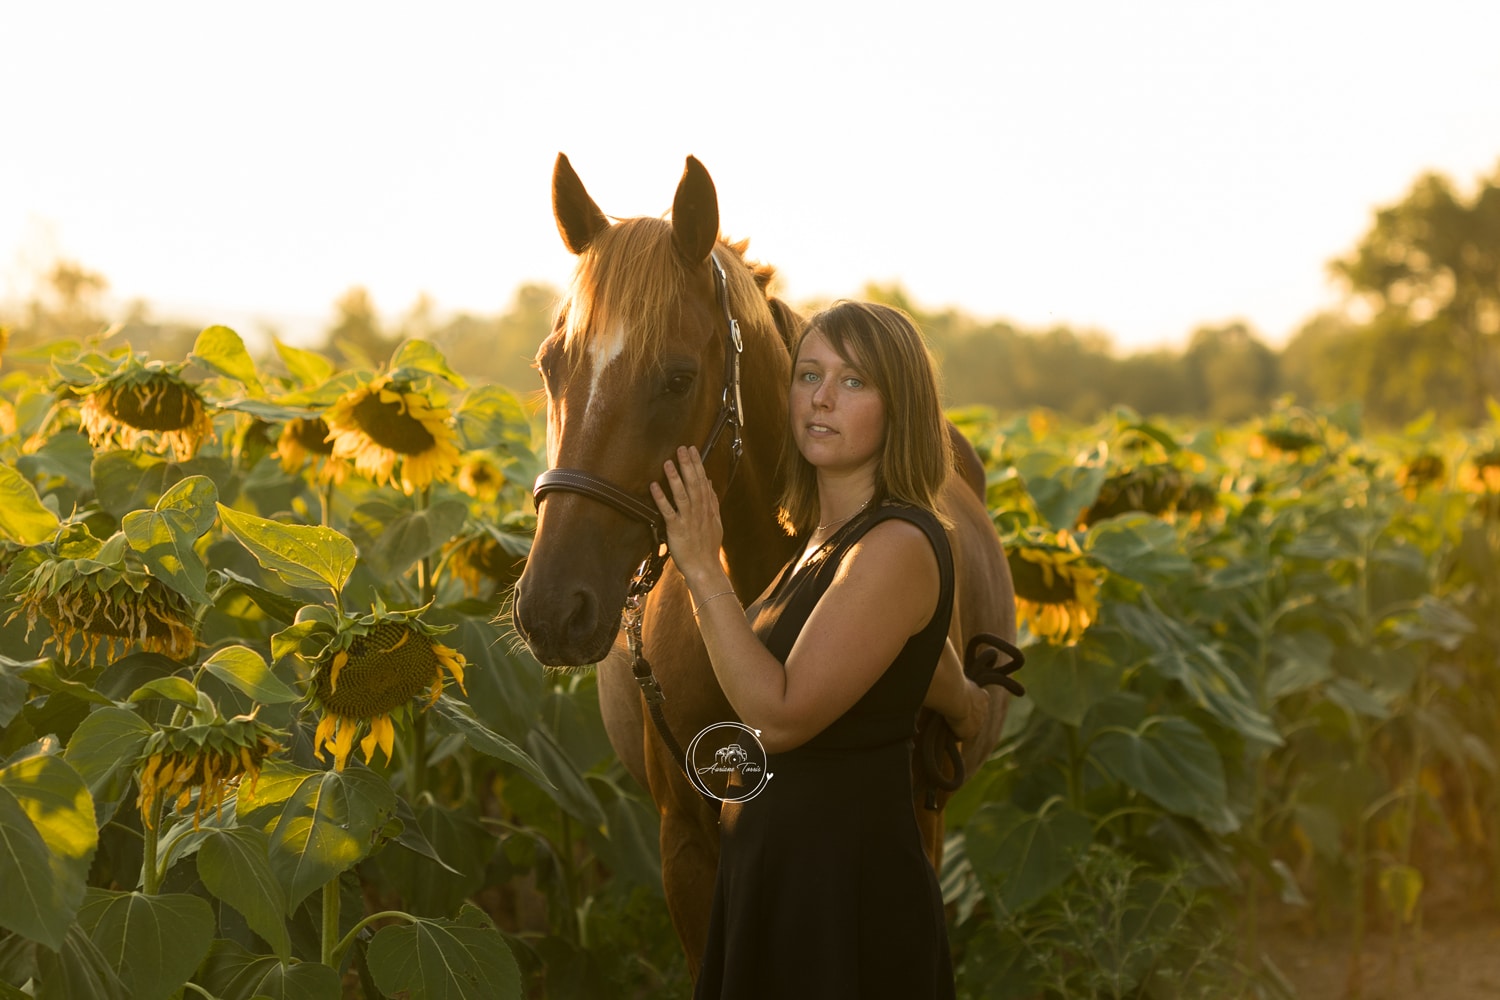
<box><xmin>1251</xmin><ymin>421</ymin><xmax>1320</xmax><ymax>461</ymax></box>
<box><xmin>324</xmin><ymin>375</ymin><xmax>461</xmax><ymax>495</ymax></box>
<box><xmin>456</xmin><ymin>452</ymin><xmax>505</xmax><ymax>502</ymax></box>
<box><xmin>1175</xmin><ymin>479</ymin><xmax>1221</xmax><ymax>521</ymax></box>
<box><xmin>1006</xmin><ymin>529</ymin><xmax>1105</xmax><ymax>646</ymax></box>
<box><xmin>1080</xmin><ymin>463</ymin><xmax>1186</xmax><ymax>526</ymax></box>
<box><xmin>308</xmin><ymin>616</ymin><xmax>467</xmax><ymax>771</ymax></box>
<box><xmin>276</xmin><ymin>416</ymin><xmax>347</xmax><ymax>485</ymax></box>
<box><xmin>76</xmin><ymin>360</ymin><xmax>215</xmax><ymax>460</ymax></box>
<box><xmin>444</xmin><ymin>527</ymin><xmax>528</xmax><ymax>598</ymax></box>
<box><xmin>1398</xmin><ymin>452</ymin><xmax>1446</xmax><ymax>498</ymax></box>
<box><xmin>135</xmin><ymin>714</ymin><xmax>283</xmax><ymax>829</ymax></box>
<box><xmin>1459</xmin><ymin>449</ymin><xmax>1500</xmax><ymax>495</ymax></box>
<box><xmin>7</xmin><ymin>529</ymin><xmax>198</xmax><ymax>665</ymax></box>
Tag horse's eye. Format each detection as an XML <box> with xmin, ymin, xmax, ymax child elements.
<box><xmin>664</xmin><ymin>373</ymin><xmax>694</xmax><ymax>397</ymax></box>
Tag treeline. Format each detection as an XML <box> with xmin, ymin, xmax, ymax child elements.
<box><xmin>5</xmin><ymin>161</ymin><xmax>1497</xmax><ymax>427</ymax></box>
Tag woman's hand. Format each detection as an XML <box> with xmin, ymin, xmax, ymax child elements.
<box><xmin>649</xmin><ymin>446</ymin><xmax>726</xmax><ymax>591</ymax></box>
<box><xmin>924</xmin><ymin>637</ymin><xmax>987</xmax><ymax>743</ymax></box>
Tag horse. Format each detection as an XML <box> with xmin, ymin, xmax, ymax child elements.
<box><xmin>510</xmin><ymin>153</ymin><xmax>1017</xmax><ymax>975</ymax></box>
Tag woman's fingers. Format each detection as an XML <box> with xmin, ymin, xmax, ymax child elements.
<box><xmin>649</xmin><ymin>479</ymin><xmax>676</xmax><ymax>518</ymax></box>
<box><xmin>650</xmin><ymin>448</ymin><xmax>716</xmax><ymax>525</ymax></box>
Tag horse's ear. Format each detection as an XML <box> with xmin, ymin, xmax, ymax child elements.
<box><xmin>672</xmin><ymin>156</ymin><xmax>720</xmax><ymax>265</ymax></box>
<box><xmin>553</xmin><ymin>153</ymin><xmax>609</xmax><ymax>255</ymax></box>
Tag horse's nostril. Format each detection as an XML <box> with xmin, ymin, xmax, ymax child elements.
<box><xmin>564</xmin><ymin>588</ymin><xmax>598</xmax><ymax>647</ymax></box>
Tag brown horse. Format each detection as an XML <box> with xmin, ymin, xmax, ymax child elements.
<box><xmin>510</xmin><ymin>154</ymin><xmax>1016</xmax><ymax>974</ymax></box>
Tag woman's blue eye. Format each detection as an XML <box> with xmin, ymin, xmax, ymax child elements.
<box><xmin>844</xmin><ymin>377</ymin><xmax>863</xmax><ymax>389</ymax></box>
<box><xmin>799</xmin><ymin>371</ymin><xmax>820</xmax><ymax>383</ymax></box>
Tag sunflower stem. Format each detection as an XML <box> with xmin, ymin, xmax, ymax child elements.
<box><xmin>320</xmin><ymin>478</ymin><xmax>336</xmax><ymax>528</ymax></box>
<box><xmin>412</xmin><ymin>711</ymin><xmax>428</xmax><ymax>792</ymax></box>
<box><xmin>321</xmin><ymin>876</ymin><xmax>341</xmax><ymax>969</ymax></box>
<box><xmin>330</xmin><ymin>909</ymin><xmax>421</xmax><ymax>968</ymax></box>
<box><xmin>415</xmin><ymin>486</ymin><xmax>434</xmax><ymax>603</ymax></box>
<box><xmin>141</xmin><ymin>798</ymin><xmax>164</xmax><ymax>895</ymax></box>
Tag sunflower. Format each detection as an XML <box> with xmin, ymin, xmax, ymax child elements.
<box><xmin>456</xmin><ymin>452</ymin><xmax>505</xmax><ymax>502</ymax></box>
<box><xmin>1398</xmin><ymin>452</ymin><xmax>1446</xmax><ymax>498</ymax></box>
<box><xmin>1459</xmin><ymin>449</ymin><xmax>1500</xmax><ymax>494</ymax></box>
<box><xmin>135</xmin><ymin>713</ymin><xmax>283</xmax><ymax>829</ymax></box>
<box><xmin>444</xmin><ymin>528</ymin><xmax>528</xmax><ymax>598</ymax></box>
<box><xmin>1081</xmin><ymin>463</ymin><xmax>1185</xmax><ymax>526</ymax></box>
<box><xmin>1006</xmin><ymin>529</ymin><xmax>1105</xmax><ymax>645</ymax></box>
<box><xmin>1251</xmin><ymin>425</ymin><xmax>1319</xmax><ymax>459</ymax></box>
<box><xmin>75</xmin><ymin>359</ymin><xmax>215</xmax><ymax>460</ymax></box>
<box><xmin>276</xmin><ymin>416</ymin><xmax>348</xmax><ymax>485</ymax></box>
<box><xmin>8</xmin><ymin>528</ymin><xmax>198</xmax><ymax>665</ymax></box>
<box><xmin>324</xmin><ymin>375</ymin><xmax>461</xmax><ymax>494</ymax></box>
<box><xmin>308</xmin><ymin>617</ymin><xmax>467</xmax><ymax>771</ymax></box>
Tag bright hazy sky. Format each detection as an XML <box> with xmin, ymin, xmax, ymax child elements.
<box><xmin>4</xmin><ymin>1</ymin><xmax>1498</xmax><ymax>352</ymax></box>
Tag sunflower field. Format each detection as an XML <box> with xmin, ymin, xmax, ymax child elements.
<box><xmin>0</xmin><ymin>326</ymin><xmax>1497</xmax><ymax>999</ymax></box>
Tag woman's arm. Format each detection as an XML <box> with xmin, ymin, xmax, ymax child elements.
<box><xmin>652</xmin><ymin>446</ymin><xmax>939</xmax><ymax>753</ymax></box>
<box><xmin>923</xmin><ymin>637</ymin><xmax>988</xmax><ymax>743</ymax></box>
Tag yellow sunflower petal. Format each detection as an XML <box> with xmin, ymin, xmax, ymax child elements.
<box><xmin>314</xmin><ymin>712</ymin><xmax>337</xmax><ymax>761</ymax></box>
<box><xmin>330</xmin><ymin>717</ymin><xmax>357</xmax><ymax>772</ymax></box>
<box><xmin>328</xmin><ymin>650</ymin><xmax>348</xmax><ymax>693</ymax></box>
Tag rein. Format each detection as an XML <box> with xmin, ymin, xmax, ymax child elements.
<box><xmin>532</xmin><ymin>252</ymin><xmax>745</xmax><ymax>801</ymax></box>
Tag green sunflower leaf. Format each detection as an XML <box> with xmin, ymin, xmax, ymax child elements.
<box><xmin>430</xmin><ymin>694</ymin><xmax>553</xmax><ymax>791</ymax></box>
<box><xmin>0</xmin><ymin>753</ymin><xmax>98</xmax><ymax>951</ymax></box>
<box><xmin>31</xmin><ymin>922</ymin><xmax>128</xmax><ymax>1000</ymax></box>
<box><xmin>0</xmin><ymin>463</ymin><xmax>60</xmax><ymax>545</ymax></box>
<box><xmin>202</xmin><ymin>645</ymin><xmax>300</xmax><ymax>705</ymax></box>
<box><xmin>127</xmin><ymin>676</ymin><xmax>200</xmax><ymax>708</ymax></box>
<box><xmin>217</xmin><ymin>504</ymin><xmax>357</xmax><ymax>597</ymax></box>
<box><xmin>91</xmin><ymin>451</ymin><xmax>182</xmax><ymax>521</ymax></box>
<box><xmin>190</xmin><ymin>325</ymin><xmax>265</xmax><ymax>395</ymax></box>
<box><xmin>122</xmin><ymin>476</ymin><xmax>218</xmax><ymax>604</ymax></box>
<box><xmin>367</xmin><ymin>904</ymin><xmax>522</xmax><ymax>1000</ymax></box>
<box><xmin>456</xmin><ymin>384</ymin><xmax>533</xmax><ymax>451</ymax></box>
<box><xmin>260</xmin><ymin>766</ymin><xmax>398</xmax><ymax>913</ymax></box>
<box><xmin>62</xmin><ymin>706</ymin><xmax>154</xmax><ymax>827</ymax></box>
<box><xmin>18</xmin><ymin>659</ymin><xmax>116</xmax><ymax>706</ymax></box>
<box><xmin>196</xmin><ymin>937</ymin><xmax>343</xmax><ymax>1000</ymax></box>
<box><xmin>1090</xmin><ymin>715</ymin><xmax>1236</xmax><ymax>832</ymax></box>
<box><xmin>1013</xmin><ymin>451</ymin><xmax>1109</xmax><ymax>531</ymax></box>
<box><xmin>196</xmin><ymin>827</ymin><xmax>292</xmax><ymax>960</ymax></box>
<box><xmin>388</xmin><ymin>339</ymin><xmax>468</xmax><ymax>390</ymax></box>
<box><xmin>76</xmin><ymin>889</ymin><xmax>214</xmax><ymax>1000</ymax></box>
<box><xmin>1020</xmin><ymin>632</ymin><xmax>1125</xmax><ymax>727</ymax></box>
<box><xmin>526</xmin><ymin>725</ymin><xmax>605</xmax><ymax>828</ymax></box>
<box><xmin>273</xmin><ymin>336</ymin><xmax>336</xmax><ymax>387</ymax></box>
<box><xmin>964</xmin><ymin>799</ymin><xmax>1093</xmax><ymax>915</ymax></box>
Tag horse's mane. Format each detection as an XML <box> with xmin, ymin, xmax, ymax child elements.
<box><xmin>561</xmin><ymin>217</ymin><xmax>779</xmax><ymax>371</ymax></box>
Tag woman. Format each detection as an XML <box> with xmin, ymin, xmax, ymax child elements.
<box><xmin>650</xmin><ymin>300</ymin><xmax>986</xmax><ymax>999</ymax></box>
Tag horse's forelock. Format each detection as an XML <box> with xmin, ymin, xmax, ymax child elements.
<box><xmin>561</xmin><ymin>219</ymin><xmax>777</xmax><ymax>373</ymax></box>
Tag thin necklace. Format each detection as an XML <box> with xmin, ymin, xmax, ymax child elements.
<box><xmin>815</xmin><ymin>497</ymin><xmax>871</xmax><ymax>533</ymax></box>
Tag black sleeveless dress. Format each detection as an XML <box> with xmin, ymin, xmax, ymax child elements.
<box><xmin>693</xmin><ymin>503</ymin><xmax>957</xmax><ymax>1000</ymax></box>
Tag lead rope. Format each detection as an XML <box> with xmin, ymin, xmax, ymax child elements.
<box><xmin>623</xmin><ymin>548</ymin><xmax>720</xmax><ymax>806</ymax></box>
<box><xmin>918</xmin><ymin>632</ymin><xmax>1027</xmax><ymax>810</ymax></box>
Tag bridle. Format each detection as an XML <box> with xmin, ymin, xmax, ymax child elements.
<box><xmin>530</xmin><ymin>252</ymin><xmax>746</xmax><ymax>796</ymax></box>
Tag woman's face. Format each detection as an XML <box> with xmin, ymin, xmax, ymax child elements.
<box><xmin>789</xmin><ymin>329</ymin><xmax>886</xmax><ymax>477</ymax></box>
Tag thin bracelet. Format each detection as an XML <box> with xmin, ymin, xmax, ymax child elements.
<box><xmin>693</xmin><ymin>589</ymin><xmax>738</xmax><ymax>617</ymax></box>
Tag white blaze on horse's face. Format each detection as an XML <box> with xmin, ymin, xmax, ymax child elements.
<box><xmin>584</xmin><ymin>321</ymin><xmax>628</xmax><ymax>426</ymax></box>
<box><xmin>544</xmin><ymin>321</ymin><xmax>629</xmax><ymax>468</ymax></box>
